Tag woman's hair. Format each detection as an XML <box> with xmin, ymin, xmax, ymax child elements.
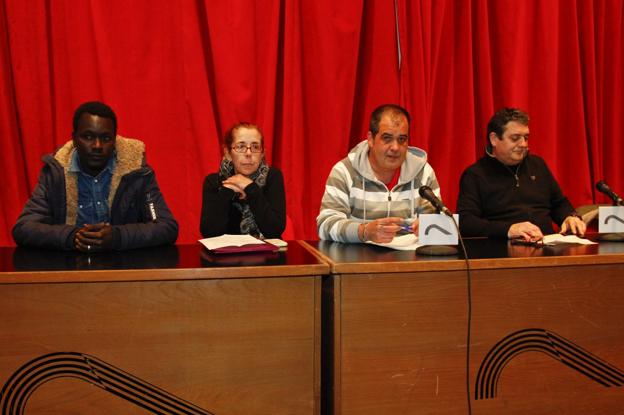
<box><xmin>223</xmin><ymin>122</ymin><xmax>264</xmax><ymax>152</ymax></box>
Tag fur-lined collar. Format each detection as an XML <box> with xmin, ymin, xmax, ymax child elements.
<box><xmin>54</xmin><ymin>136</ymin><xmax>146</xmax><ymax>225</ymax></box>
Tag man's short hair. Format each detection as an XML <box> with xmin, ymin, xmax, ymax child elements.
<box><xmin>486</xmin><ymin>107</ymin><xmax>529</xmax><ymax>143</ymax></box>
<box><xmin>72</xmin><ymin>101</ymin><xmax>117</xmax><ymax>135</ymax></box>
<box><xmin>369</xmin><ymin>104</ymin><xmax>411</xmax><ymax>136</ymax></box>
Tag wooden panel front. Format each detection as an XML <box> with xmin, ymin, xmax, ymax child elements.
<box><xmin>335</xmin><ymin>264</ymin><xmax>624</xmax><ymax>414</ymax></box>
<box><xmin>0</xmin><ymin>276</ymin><xmax>320</xmax><ymax>415</ymax></box>
<box><xmin>335</xmin><ymin>271</ymin><xmax>468</xmax><ymax>414</ymax></box>
<box><xmin>471</xmin><ymin>264</ymin><xmax>624</xmax><ymax>414</ymax></box>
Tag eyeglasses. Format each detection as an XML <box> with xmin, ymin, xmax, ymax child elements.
<box><xmin>232</xmin><ymin>143</ymin><xmax>263</xmax><ymax>153</ymax></box>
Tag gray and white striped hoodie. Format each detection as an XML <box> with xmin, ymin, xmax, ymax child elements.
<box><xmin>316</xmin><ymin>140</ymin><xmax>441</xmax><ymax>242</ymax></box>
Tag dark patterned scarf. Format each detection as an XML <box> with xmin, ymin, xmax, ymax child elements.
<box><xmin>219</xmin><ymin>157</ymin><xmax>270</xmax><ymax>237</ymax></box>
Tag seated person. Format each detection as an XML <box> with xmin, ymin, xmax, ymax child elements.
<box><xmin>13</xmin><ymin>101</ymin><xmax>178</xmax><ymax>251</ymax></box>
<box><xmin>317</xmin><ymin>104</ymin><xmax>441</xmax><ymax>243</ymax></box>
<box><xmin>200</xmin><ymin>122</ymin><xmax>285</xmax><ymax>238</ymax></box>
<box><xmin>457</xmin><ymin>107</ymin><xmax>586</xmax><ymax>242</ymax></box>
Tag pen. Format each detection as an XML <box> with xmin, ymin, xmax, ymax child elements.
<box><xmin>510</xmin><ymin>238</ymin><xmax>544</xmax><ymax>247</ymax></box>
<box><xmin>397</xmin><ymin>224</ymin><xmax>413</xmax><ymax>234</ymax></box>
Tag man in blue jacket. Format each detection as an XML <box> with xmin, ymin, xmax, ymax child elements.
<box><xmin>13</xmin><ymin>101</ymin><xmax>178</xmax><ymax>252</ymax></box>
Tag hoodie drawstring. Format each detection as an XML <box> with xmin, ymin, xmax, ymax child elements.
<box><xmin>362</xmin><ymin>178</ymin><xmax>366</xmax><ymax>221</ymax></box>
<box><xmin>411</xmin><ymin>179</ymin><xmax>415</xmax><ymax>219</ymax></box>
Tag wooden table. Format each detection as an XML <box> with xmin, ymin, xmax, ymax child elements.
<box><xmin>0</xmin><ymin>242</ymin><xmax>328</xmax><ymax>415</ymax></box>
<box><xmin>303</xmin><ymin>238</ymin><xmax>624</xmax><ymax>415</ymax></box>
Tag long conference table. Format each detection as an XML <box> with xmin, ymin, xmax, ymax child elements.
<box><xmin>2</xmin><ymin>238</ymin><xmax>624</xmax><ymax>414</ymax></box>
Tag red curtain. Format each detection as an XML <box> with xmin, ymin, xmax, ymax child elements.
<box><xmin>1</xmin><ymin>0</ymin><xmax>622</xmax><ymax>245</ymax></box>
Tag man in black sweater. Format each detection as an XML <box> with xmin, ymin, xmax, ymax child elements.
<box><xmin>457</xmin><ymin>108</ymin><xmax>585</xmax><ymax>242</ymax></box>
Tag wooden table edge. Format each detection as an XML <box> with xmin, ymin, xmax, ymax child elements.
<box><xmin>0</xmin><ymin>263</ymin><xmax>330</xmax><ymax>284</ymax></box>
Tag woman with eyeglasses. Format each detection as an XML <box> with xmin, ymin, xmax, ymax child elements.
<box><xmin>200</xmin><ymin>122</ymin><xmax>286</xmax><ymax>238</ymax></box>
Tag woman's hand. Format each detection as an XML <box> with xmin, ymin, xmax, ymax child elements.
<box><xmin>222</xmin><ymin>174</ymin><xmax>253</xmax><ymax>200</ymax></box>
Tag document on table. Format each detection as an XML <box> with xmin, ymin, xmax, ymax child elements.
<box><xmin>264</xmin><ymin>238</ymin><xmax>288</xmax><ymax>249</ymax></box>
<box><xmin>199</xmin><ymin>234</ymin><xmax>279</xmax><ymax>253</ymax></box>
<box><xmin>367</xmin><ymin>233</ymin><xmax>597</xmax><ymax>250</ymax></box>
<box><xmin>367</xmin><ymin>233</ymin><xmax>421</xmax><ymax>251</ymax></box>
<box><xmin>541</xmin><ymin>234</ymin><xmax>597</xmax><ymax>245</ymax></box>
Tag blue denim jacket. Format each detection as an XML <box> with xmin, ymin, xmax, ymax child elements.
<box><xmin>69</xmin><ymin>151</ymin><xmax>115</xmax><ymax>227</ymax></box>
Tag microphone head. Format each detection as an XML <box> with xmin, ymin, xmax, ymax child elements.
<box><xmin>596</xmin><ymin>180</ymin><xmax>609</xmax><ymax>193</ymax></box>
<box><xmin>418</xmin><ymin>185</ymin><xmax>453</xmax><ymax>216</ymax></box>
<box><xmin>418</xmin><ymin>185</ymin><xmax>433</xmax><ymax>198</ymax></box>
<box><xmin>596</xmin><ymin>180</ymin><xmax>624</xmax><ymax>206</ymax></box>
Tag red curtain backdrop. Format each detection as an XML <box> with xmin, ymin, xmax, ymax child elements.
<box><xmin>1</xmin><ymin>0</ymin><xmax>622</xmax><ymax>245</ymax></box>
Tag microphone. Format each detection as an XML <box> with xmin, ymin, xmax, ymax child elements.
<box><xmin>418</xmin><ymin>185</ymin><xmax>453</xmax><ymax>216</ymax></box>
<box><xmin>596</xmin><ymin>180</ymin><xmax>624</xmax><ymax>206</ymax></box>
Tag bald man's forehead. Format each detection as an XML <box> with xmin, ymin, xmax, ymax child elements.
<box><xmin>381</xmin><ymin>111</ymin><xmax>408</xmax><ymax>128</ymax></box>
<box><xmin>382</xmin><ymin>111</ymin><xmax>408</xmax><ymax>126</ymax></box>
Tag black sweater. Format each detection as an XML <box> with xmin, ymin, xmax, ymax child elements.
<box><xmin>456</xmin><ymin>154</ymin><xmax>575</xmax><ymax>237</ymax></box>
<box><xmin>200</xmin><ymin>167</ymin><xmax>286</xmax><ymax>238</ymax></box>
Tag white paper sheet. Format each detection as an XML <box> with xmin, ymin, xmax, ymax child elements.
<box><xmin>199</xmin><ymin>234</ymin><xmax>266</xmax><ymax>250</ymax></box>
<box><xmin>367</xmin><ymin>233</ymin><xmax>421</xmax><ymax>251</ymax></box>
<box><xmin>541</xmin><ymin>234</ymin><xmax>597</xmax><ymax>245</ymax></box>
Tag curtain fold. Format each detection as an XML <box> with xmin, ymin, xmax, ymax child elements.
<box><xmin>1</xmin><ymin>0</ymin><xmax>622</xmax><ymax>245</ymax></box>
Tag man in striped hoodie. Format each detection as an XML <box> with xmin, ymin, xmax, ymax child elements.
<box><xmin>317</xmin><ymin>104</ymin><xmax>441</xmax><ymax>243</ymax></box>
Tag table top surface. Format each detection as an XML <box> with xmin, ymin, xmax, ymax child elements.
<box><xmin>304</xmin><ymin>234</ymin><xmax>624</xmax><ymax>274</ymax></box>
<box><xmin>2</xmin><ymin>235</ymin><xmax>624</xmax><ymax>282</ymax></box>
<box><xmin>0</xmin><ymin>241</ymin><xmax>329</xmax><ymax>283</ymax></box>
